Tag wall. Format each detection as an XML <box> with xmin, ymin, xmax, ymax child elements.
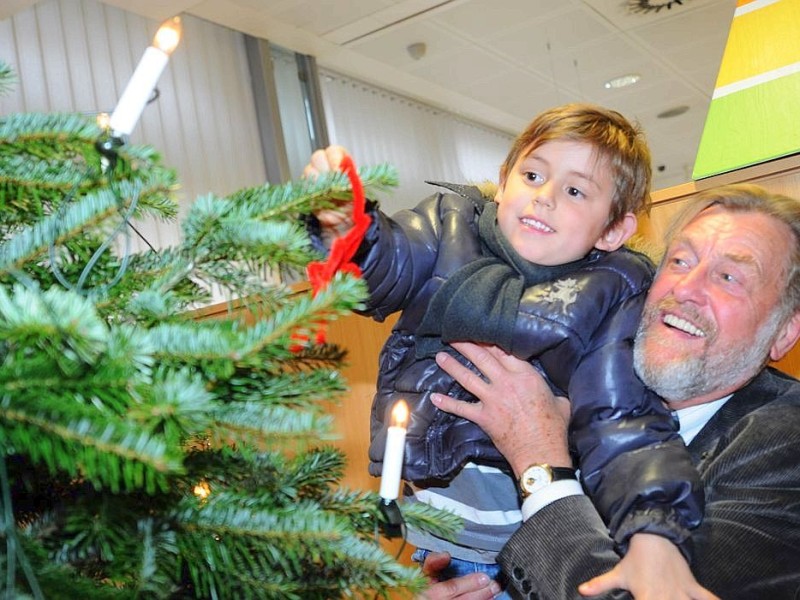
<box><xmin>0</xmin><ymin>0</ymin><xmax>267</xmax><ymax>252</ymax></box>
<box><xmin>319</xmin><ymin>69</ymin><xmax>514</xmax><ymax>215</ymax></box>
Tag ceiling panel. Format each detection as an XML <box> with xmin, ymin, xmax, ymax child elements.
<box><xmin>3</xmin><ymin>0</ymin><xmax>740</xmax><ymax>188</ymax></box>
<box><xmin>348</xmin><ymin>20</ymin><xmax>472</xmax><ymax>69</ymax></box>
<box><xmin>427</xmin><ymin>0</ymin><xmax>569</xmax><ymax>39</ymax></box>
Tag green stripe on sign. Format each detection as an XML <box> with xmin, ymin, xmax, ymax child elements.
<box><xmin>693</xmin><ymin>70</ymin><xmax>800</xmax><ymax>179</ymax></box>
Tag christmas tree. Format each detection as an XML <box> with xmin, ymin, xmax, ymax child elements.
<box><xmin>0</xmin><ymin>61</ymin><xmax>458</xmax><ymax>599</ymax></box>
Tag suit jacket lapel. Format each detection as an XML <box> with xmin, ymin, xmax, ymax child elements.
<box><xmin>687</xmin><ymin>371</ymin><xmax>772</xmax><ymax>464</ymax></box>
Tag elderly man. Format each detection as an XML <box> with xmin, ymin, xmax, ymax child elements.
<box><xmin>425</xmin><ymin>183</ymin><xmax>800</xmax><ymax>599</ymax></box>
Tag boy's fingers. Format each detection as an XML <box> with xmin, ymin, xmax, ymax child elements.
<box><xmin>419</xmin><ymin>573</ymin><xmax>499</xmax><ymax>600</ymax></box>
<box><xmin>421</xmin><ymin>551</ymin><xmax>452</xmax><ymax>578</ymax></box>
<box><xmin>309</xmin><ymin>148</ymin><xmax>334</xmax><ymax>173</ymax></box>
<box><xmin>444</xmin><ymin>573</ymin><xmax>498</xmax><ymax>598</ymax></box>
<box><xmin>326</xmin><ymin>145</ymin><xmax>349</xmax><ymax>168</ymax></box>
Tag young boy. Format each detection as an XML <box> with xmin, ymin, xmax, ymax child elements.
<box><xmin>304</xmin><ymin>103</ymin><xmax>704</xmax><ymax>595</ymax></box>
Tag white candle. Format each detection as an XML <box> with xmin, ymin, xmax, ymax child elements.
<box><xmin>379</xmin><ymin>400</ymin><xmax>409</xmax><ymax>501</ymax></box>
<box><xmin>109</xmin><ymin>16</ymin><xmax>182</xmax><ymax>136</ymax></box>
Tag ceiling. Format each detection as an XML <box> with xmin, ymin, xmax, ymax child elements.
<box><xmin>7</xmin><ymin>0</ymin><xmax>740</xmax><ymax>188</ymax></box>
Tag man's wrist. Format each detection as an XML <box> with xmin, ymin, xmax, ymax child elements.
<box><xmin>518</xmin><ymin>463</ymin><xmax>577</xmax><ymax>498</ymax></box>
<box><xmin>510</xmin><ymin>453</ymin><xmax>572</xmax><ymax>479</ymax></box>
<box><xmin>520</xmin><ymin>480</ymin><xmax>585</xmax><ymax>521</ymax></box>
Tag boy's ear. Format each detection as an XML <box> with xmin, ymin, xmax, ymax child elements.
<box><xmin>498</xmin><ymin>165</ymin><xmax>508</xmax><ymax>185</ymax></box>
<box><xmin>494</xmin><ymin>185</ymin><xmax>503</xmax><ymax>203</ymax></box>
<box><xmin>594</xmin><ymin>213</ymin><xmax>638</xmax><ymax>252</ymax></box>
<box><xmin>495</xmin><ymin>168</ymin><xmax>507</xmax><ymax>202</ymax></box>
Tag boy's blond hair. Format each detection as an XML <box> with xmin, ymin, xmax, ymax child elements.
<box><xmin>499</xmin><ymin>103</ymin><xmax>652</xmax><ymax>227</ymax></box>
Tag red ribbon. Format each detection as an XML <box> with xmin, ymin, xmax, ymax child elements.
<box><xmin>292</xmin><ymin>154</ymin><xmax>371</xmax><ymax>349</ymax></box>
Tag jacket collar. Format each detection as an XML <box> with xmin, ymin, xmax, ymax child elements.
<box><xmin>687</xmin><ymin>369</ymin><xmax>778</xmax><ymax>463</ymax></box>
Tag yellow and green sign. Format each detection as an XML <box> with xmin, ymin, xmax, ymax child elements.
<box><xmin>693</xmin><ymin>0</ymin><xmax>800</xmax><ymax>179</ymax></box>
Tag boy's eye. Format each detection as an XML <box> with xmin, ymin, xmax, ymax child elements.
<box><xmin>566</xmin><ymin>186</ymin><xmax>584</xmax><ymax>198</ymax></box>
<box><xmin>524</xmin><ymin>171</ymin><xmax>543</xmax><ymax>183</ymax></box>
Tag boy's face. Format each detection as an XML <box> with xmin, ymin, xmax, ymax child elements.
<box><xmin>496</xmin><ymin>139</ymin><xmax>625</xmax><ymax>265</ymax></box>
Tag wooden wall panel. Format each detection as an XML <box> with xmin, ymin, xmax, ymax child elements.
<box><xmin>322</xmin><ymin>313</ymin><xmax>415</xmax><ymax>570</ymax></box>
<box><xmin>323</xmin><ymin>313</ymin><xmax>397</xmax><ymax>494</ymax></box>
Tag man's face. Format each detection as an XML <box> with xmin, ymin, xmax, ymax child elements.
<box><xmin>634</xmin><ymin>207</ymin><xmax>794</xmax><ymax>408</ymax></box>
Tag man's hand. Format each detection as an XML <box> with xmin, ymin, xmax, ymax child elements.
<box><xmin>416</xmin><ymin>552</ymin><xmax>500</xmax><ymax>600</ymax></box>
<box><xmin>578</xmin><ymin>534</ymin><xmax>719</xmax><ymax>600</ymax></box>
<box><xmin>431</xmin><ymin>342</ymin><xmax>571</xmax><ymax>477</ymax></box>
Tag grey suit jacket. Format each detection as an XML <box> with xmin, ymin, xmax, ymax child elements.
<box><xmin>498</xmin><ymin>367</ymin><xmax>800</xmax><ymax>600</ymax></box>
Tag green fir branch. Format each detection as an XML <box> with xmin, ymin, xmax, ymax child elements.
<box><xmin>209</xmin><ymin>403</ymin><xmax>336</xmax><ymax>451</ymax></box>
<box><xmin>0</xmin><ymin>185</ymin><xmax>138</xmax><ymax>276</ymax></box>
<box><xmin>397</xmin><ymin>500</ymin><xmax>463</xmax><ymax>543</ymax></box>
<box><xmin>227</xmin><ymin>164</ymin><xmax>399</xmax><ymax>218</ymax></box>
<box><xmin>0</xmin><ymin>99</ymin><xmax>421</xmax><ymax>597</ymax></box>
<box><xmin>219</xmin><ymin>367</ymin><xmax>348</xmax><ymax>407</ymax></box>
<box><xmin>0</xmin><ymin>408</ymin><xmax>182</xmax><ymax>493</ymax></box>
<box><xmin>0</xmin><ymin>61</ymin><xmax>16</xmax><ymax>97</ymax></box>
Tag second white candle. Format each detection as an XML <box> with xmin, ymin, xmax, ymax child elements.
<box><xmin>379</xmin><ymin>400</ymin><xmax>409</xmax><ymax>501</ymax></box>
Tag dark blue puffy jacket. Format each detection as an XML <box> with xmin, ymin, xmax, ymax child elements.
<box><xmin>340</xmin><ymin>182</ymin><xmax>703</xmax><ymax>550</ymax></box>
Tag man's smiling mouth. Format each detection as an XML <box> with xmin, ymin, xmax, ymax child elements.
<box><xmin>663</xmin><ymin>314</ymin><xmax>706</xmax><ymax>337</ymax></box>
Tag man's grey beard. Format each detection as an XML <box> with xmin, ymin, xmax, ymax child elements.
<box><xmin>633</xmin><ymin>304</ymin><xmax>785</xmax><ymax>404</ymax></box>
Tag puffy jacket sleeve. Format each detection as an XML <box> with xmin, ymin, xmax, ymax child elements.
<box><xmin>510</xmin><ymin>251</ymin><xmax>703</xmax><ymax>554</ymax></box>
<box><xmin>348</xmin><ymin>192</ymin><xmax>481</xmax><ymax>322</ymax></box>
<box><xmin>567</xmin><ymin>293</ymin><xmax>703</xmax><ymax>555</ymax></box>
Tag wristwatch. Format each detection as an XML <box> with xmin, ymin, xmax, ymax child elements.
<box><xmin>519</xmin><ymin>463</ymin><xmax>577</xmax><ymax>498</ymax></box>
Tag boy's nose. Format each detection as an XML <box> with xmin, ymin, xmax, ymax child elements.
<box><xmin>532</xmin><ymin>181</ymin><xmax>555</xmax><ymax>209</ymax></box>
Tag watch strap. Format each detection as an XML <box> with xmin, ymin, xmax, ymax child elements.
<box><xmin>549</xmin><ymin>467</ymin><xmax>577</xmax><ymax>480</ymax></box>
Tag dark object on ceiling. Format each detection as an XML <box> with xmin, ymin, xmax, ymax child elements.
<box><xmin>627</xmin><ymin>0</ymin><xmax>686</xmax><ymax>14</ymax></box>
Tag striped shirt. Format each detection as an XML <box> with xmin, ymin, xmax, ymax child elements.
<box><xmin>404</xmin><ymin>462</ymin><xmax>521</xmax><ymax>563</ymax></box>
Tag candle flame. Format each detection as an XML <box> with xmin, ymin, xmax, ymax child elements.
<box><xmin>193</xmin><ymin>480</ymin><xmax>211</xmax><ymax>500</ymax></box>
<box><xmin>391</xmin><ymin>400</ymin><xmax>409</xmax><ymax>429</ymax></box>
<box><xmin>154</xmin><ymin>17</ymin><xmax>182</xmax><ymax>55</ymax></box>
<box><xmin>95</xmin><ymin>112</ymin><xmax>111</xmax><ymax>131</ymax></box>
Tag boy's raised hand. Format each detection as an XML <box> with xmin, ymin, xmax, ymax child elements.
<box><xmin>303</xmin><ymin>145</ymin><xmax>355</xmax><ymax>240</ymax></box>
<box><xmin>303</xmin><ymin>144</ymin><xmax>349</xmax><ymax>177</ymax></box>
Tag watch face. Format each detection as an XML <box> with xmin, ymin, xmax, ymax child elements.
<box><xmin>521</xmin><ymin>465</ymin><xmax>552</xmax><ymax>494</ymax></box>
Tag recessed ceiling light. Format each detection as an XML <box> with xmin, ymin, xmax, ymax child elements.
<box><xmin>407</xmin><ymin>42</ymin><xmax>427</xmax><ymax>60</ymax></box>
<box><xmin>657</xmin><ymin>105</ymin><xmax>690</xmax><ymax>118</ymax></box>
<box><xmin>604</xmin><ymin>73</ymin><xmax>642</xmax><ymax>89</ymax></box>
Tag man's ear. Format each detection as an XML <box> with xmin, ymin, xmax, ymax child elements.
<box><xmin>770</xmin><ymin>311</ymin><xmax>800</xmax><ymax>362</ymax></box>
<box><xmin>594</xmin><ymin>213</ymin><xmax>638</xmax><ymax>252</ymax></box>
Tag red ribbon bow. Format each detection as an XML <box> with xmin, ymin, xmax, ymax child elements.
<box><xmin>292</xmin><ymin>154</ymin><xmax>371</xmax><ymax>349</ymax></box>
